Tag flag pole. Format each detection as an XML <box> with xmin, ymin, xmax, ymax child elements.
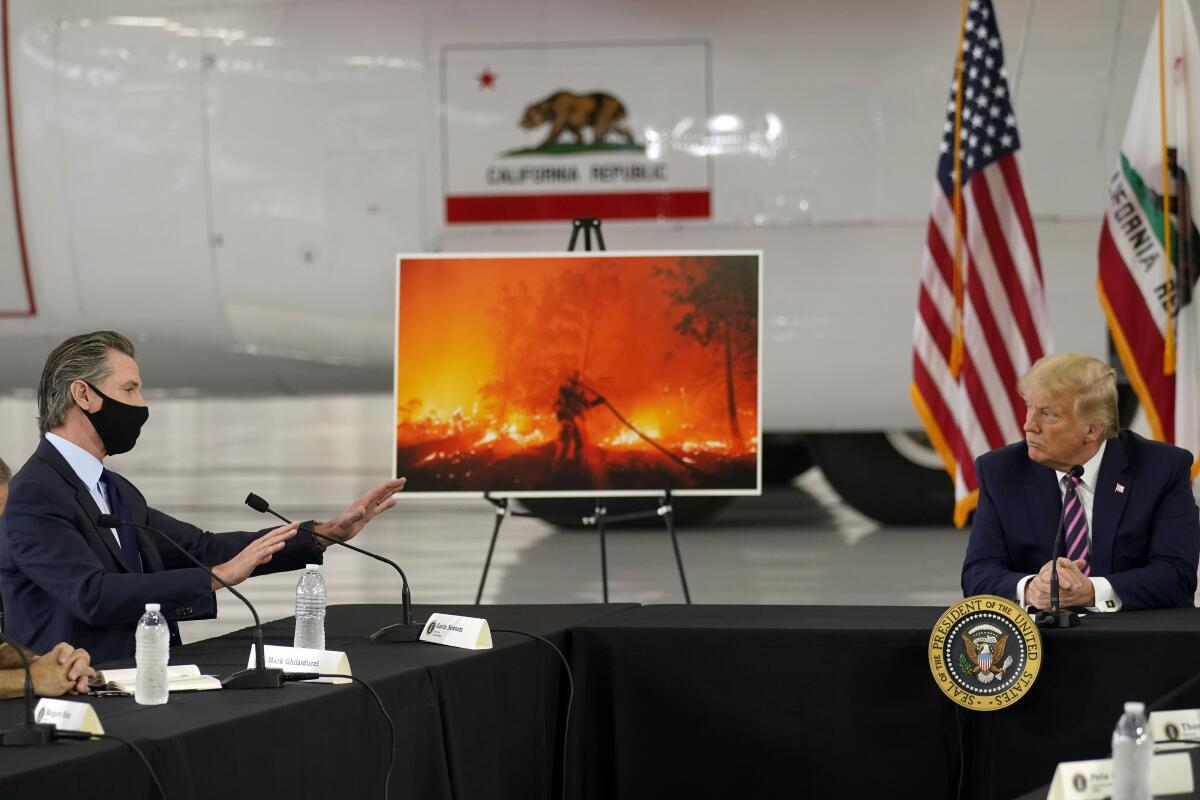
<box><xmin>949</xmin><ymin>0</ymin><xmax>970</xmax><ymax>378</ymax></box>
<box><xmin>1159</xmin><ymin>0</ymin><xmax>1177</xmax><ymax>375</ymax></box>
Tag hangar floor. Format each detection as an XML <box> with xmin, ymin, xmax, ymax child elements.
<box><xmin>0</xmin><ymin>393</ymin><xmax>1005</xmax><ymax>644</ymax></box>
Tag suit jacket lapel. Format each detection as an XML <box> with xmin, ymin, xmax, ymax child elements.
<box><xmin>35</xmin><ymin>438</ymin><xmax>133</xmax><ymax>572</ymax></box>
<box><xmin>1090</xmin><ymin>435</ymin><xmax>1131</xmax><ymax>575</ymax></box>
<box><xmin>1024</xmin><ymin>460</ymin><xmax>1062</xmax><ymax>558</ymax></box>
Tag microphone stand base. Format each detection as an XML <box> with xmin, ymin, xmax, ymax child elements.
<box><xmin>1034</xmin><ymin>608</ymin><xmax>1080</xmax><ymax>629</ymax></box>
<box><xmin>0</xmin><ymin>723</ymin><xmax>55</xmax><ymax>746</ymax></box>
<box><xmin>369</xmin><ymin>622</ymin><xmax>423</xmax><ymax>643</ymax></box>
<box><xmin>221</xmin><ymin>667</ymin><xmax>287</xmax><ymax>689</ymax></box>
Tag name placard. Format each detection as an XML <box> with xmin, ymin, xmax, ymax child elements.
<box><xmin>246</xmin><ymin>645</ymin><xmax>351</xmax><ymax>684</ymax></box>
<box><xmin>418</xmin><ymin>614</ymin><xmax>492</xmax><ymax>650</ymax></box>
<box><xmin>1047</xmin><ymin>753</ymin><xmax>1193</xmax><ymax>799</ymax></box>
<box><xmin>33</xmin><ymin>699</ymin><xmax>104</xmax><ymax>734</ymax></box>
<box><xmin>1150</xmin><ymin>708</ymin><xmax>1200</xmax><ymax>750</ymax></box>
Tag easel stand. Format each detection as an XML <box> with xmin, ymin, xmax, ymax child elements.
<box><xmin>474</xmin><ymin>217</ymin><xmax>691</xmax><ymax>606</ymax></box>
<box><xmin>474</xmin><ymin>491</ymin><xmax>691</xmax><ymax>605</ymax></box>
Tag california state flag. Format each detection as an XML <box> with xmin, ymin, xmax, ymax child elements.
<box><xmin>1099</xmin><ymin>0</ymin><xmax>1200</xmax><ymax>475</ymax></box>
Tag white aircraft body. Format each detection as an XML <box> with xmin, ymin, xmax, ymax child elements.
<box><xmin>0</xmin><ymin>0</ymin><xmax>1155</xmax><ymax>521</ymax></box>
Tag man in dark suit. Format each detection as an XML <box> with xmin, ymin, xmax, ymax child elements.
<box><xmin>962</xmin><ymin>352</ymin><xmax>1199</xmax><ymax>612</ymax></box>
<box><xmin>0</xmin><ymin>331</ymin><xmax>407</xmax><ymax>665</ymax></box>
<box><xmin>2</xmin><ymin>455</ymin><xmax>97</xmax><ymax>698</ymax></box>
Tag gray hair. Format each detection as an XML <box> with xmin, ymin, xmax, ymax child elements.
<box><xmin>0</xmin><ymin>456</ymin><xmax>9</xmax><ymax>484</ymax></box>
<box><xmin>37</xmin><ymin>331</ymin><xmax>136</xmax><ymax>435</ymax></box>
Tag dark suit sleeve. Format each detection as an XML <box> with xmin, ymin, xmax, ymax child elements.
<box><xmin>4</xmin><ymin>479</ymin><xmax>215</xmax><ymax>628</ymax></box>
<box><xmin>1106</xmin><ymin>449</ymin><xmax>1199</xmax><ymax>611</ymax></box>
<box><xmin>961</xmin><ymin>455</ymin><xmax>1028</xmax><ymax>601</ymax></box>
<box><xmin>143</xmin><ymin>505</ymin><xmax>322</xmax><ymax>576</ymax></box>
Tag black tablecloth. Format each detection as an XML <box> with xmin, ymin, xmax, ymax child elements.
<box><xmin>966</xmin><ymin>607</ymin><xmax>1200</xmax><ymax>799</ymax></box>
<box><xmin>7</xmin><ymin>603</ymin><xmax>1200</xmax><ymax>799</ymax></box>
<box><xmin>566</xmin><ymin>605</ymin><xmax>1200</xmax><ymax>800</ymax></box>
<box><xmin>0</xmin><ymin>603</ymin><xmax>635</xmax><ymax>800</ymax></box>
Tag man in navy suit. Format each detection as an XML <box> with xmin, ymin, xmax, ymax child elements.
<box><xmin>0</xmin><ymin>331</ymin><xmax>407</xmax><ymax>665</ymax></box>
<box><xmin>962</xmin><ymin>352</ymin><xmax>1199</xmax><ymax>612</ymax></box>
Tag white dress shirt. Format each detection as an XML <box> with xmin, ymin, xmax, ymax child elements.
<box><xmin>44</xmin><ymin>432</ymin><xmax>124</xmax><ymax>550</ymax></box>
<box><xmin>1015</xmin><ymin>439</ymin><xmax>1122</xmax><ymax>612</ymax></box>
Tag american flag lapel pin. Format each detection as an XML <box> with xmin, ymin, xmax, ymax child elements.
<box><xmin>1115</xmin><ymin>483</ymin><xmax>1125</xmax><ymax>494</ymax></box>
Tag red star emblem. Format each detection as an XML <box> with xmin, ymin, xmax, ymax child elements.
<box><xmin>477</xmin><ymin>68</ymin><xmax>496</xmax><ymax>89</ymax></box>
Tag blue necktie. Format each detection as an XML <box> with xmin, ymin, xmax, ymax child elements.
<box><xmin>100</xmin><ymin>470</ymin><xmax>143</xmax><ymax>573</ymax></box>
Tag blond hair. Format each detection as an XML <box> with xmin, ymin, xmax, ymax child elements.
<box><xmin>1018</xmin><ymin>353</ymin><xmax>1119</xmax><ymax>438</ymax></box>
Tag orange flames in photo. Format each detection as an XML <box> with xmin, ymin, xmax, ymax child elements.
<box><xmin>395</xmin><ymin>253</ymin><xmax>759</xmax><ymax>493</ymax></box>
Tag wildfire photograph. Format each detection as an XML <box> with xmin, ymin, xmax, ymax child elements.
<box><xmin>394</xmin><ymin>252</ymin><xmax>761</xmax><ymax>495</ymax></box>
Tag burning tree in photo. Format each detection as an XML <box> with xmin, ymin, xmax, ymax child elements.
<box><xmin>395</xmin><ymin>253</ymin><xmax>760</xmax><ymax>494</ymax></box>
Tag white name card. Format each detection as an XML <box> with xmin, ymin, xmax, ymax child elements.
<box><xmin>1150</xmin><ymin>708</ymin><xmax>1200</xmax><ymax>750</ymax></box>
<box><xmin>246</xmin><ymin>645</ymin><xmax>351</xmax><ymax>684</ymax></box>
<box><xmin>1047</xmin><ymin>753</ymin><xmax>1194</xmax><ymax>800</ymax></box>
<box><xmin>418</xmin><ymin>614</ymin><xmax>493</xmax><ymax>650</ymax></box>
<box><xmin>33</xmin><ymin>699</ymin><xmax>104</xmax><ymax>735</ymax></box>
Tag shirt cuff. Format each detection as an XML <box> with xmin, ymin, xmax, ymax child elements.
<box><xmin>1015</xmin><ymin>575</ymin><xmax>1034</xmax><ymax>607</ymax></box>
<box><xmin>1087</xmin><ymin>577</ymin><xmax>1122</xmax><ymax>612</ymax></box>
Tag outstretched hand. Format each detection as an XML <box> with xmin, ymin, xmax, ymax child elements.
<box><xmin>315</xmin><ymin>478</ymin><xmax>407</xmax><ymax>543</ymax></box>
<box><xmin>212</xmin><ymin>522</ymin><xmax>299</xmax><ymax>589</ymax></box>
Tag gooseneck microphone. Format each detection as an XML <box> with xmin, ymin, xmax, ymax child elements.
<box><xmin>0</xmin><ymin>633</ymin><xmax>56</xmax><ymax>746</ymax></box>
<box><xmin>244</xmin><ymin>493</ymin><xmax>420</xmax><ymax>642</ymax></box>
<box><xmin>96</xmin><ymin>514</ymin><xmax>287</xmax><ymax>688</ymax></box>
<box><xmin>1034</xmin><ymin>464</ymin><xmax>1085</xmax><ymax>630</ymax></box>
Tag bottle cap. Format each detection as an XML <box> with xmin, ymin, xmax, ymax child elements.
<box><xmin>145</xmin><ymin>603</ymin><xmax>160</xmax><ymax>612</ymax></box>
<box><xmin>305</xmin><ymin>564</ymin><xmax>321</xmax><ymax>570</ymax></box>
<box><xmin>1125</xmin><ymin>701</ymin><xmax>1145</xmax><ymax>714</ymax></box>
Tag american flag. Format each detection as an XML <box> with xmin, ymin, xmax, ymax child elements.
<box><xmin>911</xmin><ymin>0</ymin><xmax>1052</xmax><ymax>527</ymax></box>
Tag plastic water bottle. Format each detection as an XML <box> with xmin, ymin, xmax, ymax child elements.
<box><xmin>134</xmin><ymin>603</ymin><xmax>169</xmax><ymax>705</ymax></box>
<box><xmin>294</xmin><ymin>564</ymin><xmax>327</xmax><ymax>650</ymax></box>
<box><xmin>1112</xmin><ymin>701</ymin><xmax>1152</xmax><ymax>800</ymax></box>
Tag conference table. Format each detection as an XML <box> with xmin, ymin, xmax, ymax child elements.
<box><xmin>0</xmin><ymin>604</ymin><xmax>630</xmax><ymax>800</ymax></box>
<box><xmin>3</xmin><ymin>603</ymin><xmax>1200</xmax><ymax>799</ymax></box>
<box><xmin>568</xmin><ymin>605</ymin><xmax>1200</xmax><ymax>800</ymax></box>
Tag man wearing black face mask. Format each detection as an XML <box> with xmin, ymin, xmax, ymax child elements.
<box><xmin>0</xmin><ymin>331</ymin><xmax>406</xmax><ymax>665</ymax></box>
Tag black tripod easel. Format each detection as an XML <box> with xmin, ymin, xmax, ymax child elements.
<box><xmin>474</xmin><ymin>217</ymin><xmax>692</xmax><ymax>605</ymax></box>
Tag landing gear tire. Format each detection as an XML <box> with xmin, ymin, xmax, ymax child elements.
<box><xmin>762</xmin><ymin>434</ymin><xmax>814</xmax><ymax>486</ymax></box>
<box><xmin>806</xmin><ymin>431</ymin><xmax>956</xmax><ymax>526</ymax></box>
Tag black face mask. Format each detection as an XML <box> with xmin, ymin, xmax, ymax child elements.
<box><xmin>82</xmin><ymin>384</ymin><xmax>149</xmax><ymax>456</ymax></box>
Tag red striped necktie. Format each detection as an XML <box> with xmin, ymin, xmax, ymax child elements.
<box><xmin>1063</xmin><ymin>473</ymin><xmax>1090</xmax><ymax>576</ymax></box>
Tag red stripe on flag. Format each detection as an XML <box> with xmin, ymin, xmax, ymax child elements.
<box><xmin>918</xmin><ymin>289</ymin><xmax>953</xmax><ymax>357</ymax></box>
<box><xmin>970</xmin><ymin>175</ymin><xmax>1043</xmax><ymax>366</ymax></box>
<box><xmin>926</xmin><ymin>219</ymin><xmax>955</xmax><ymax>287</ymax></box>
<box><xmin>1098</xmin><ymin>221</ymin><xmax>1175</xmax><ymax>441</ymax></box>
<box><xmin>999</xmin><ymin>156</ymin><xmax>1045</xmax><ymax>283</ymax></box>
<box><xmin>963</xmin><ymin>249</ymin><xmax>1025</xmax><ymax>428</ymax></box>
<box><xmin>962</xmin><ymin>358</ymin><xmax>1007</xmax><ymax>448</ymax></box>
<box><xmin>446</xmin><ymin>191</ymin><xmax>711</xmax><ymax>223</ymax></box>
<box><xmin>912</xmin><ymin>356</ymin><xmax>976</xmax><ymax>488</ymax></box>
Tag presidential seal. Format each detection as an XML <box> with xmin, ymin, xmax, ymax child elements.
<box><xmin>928</xmin><ymin>595</ymin><xmax>1042</xmax><ymax>711</ymax></box>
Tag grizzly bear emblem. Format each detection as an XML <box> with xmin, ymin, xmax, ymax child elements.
<box><xmin>517</xmin><ymin>90</ymin><xmax>638</xmax><ymax>150</ymax></box>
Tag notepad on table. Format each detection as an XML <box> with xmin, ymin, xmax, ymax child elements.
<box><xmin>94</xmin><ymin>664</ymin><xmax>222</xmax><ymax>693</ymax></box>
